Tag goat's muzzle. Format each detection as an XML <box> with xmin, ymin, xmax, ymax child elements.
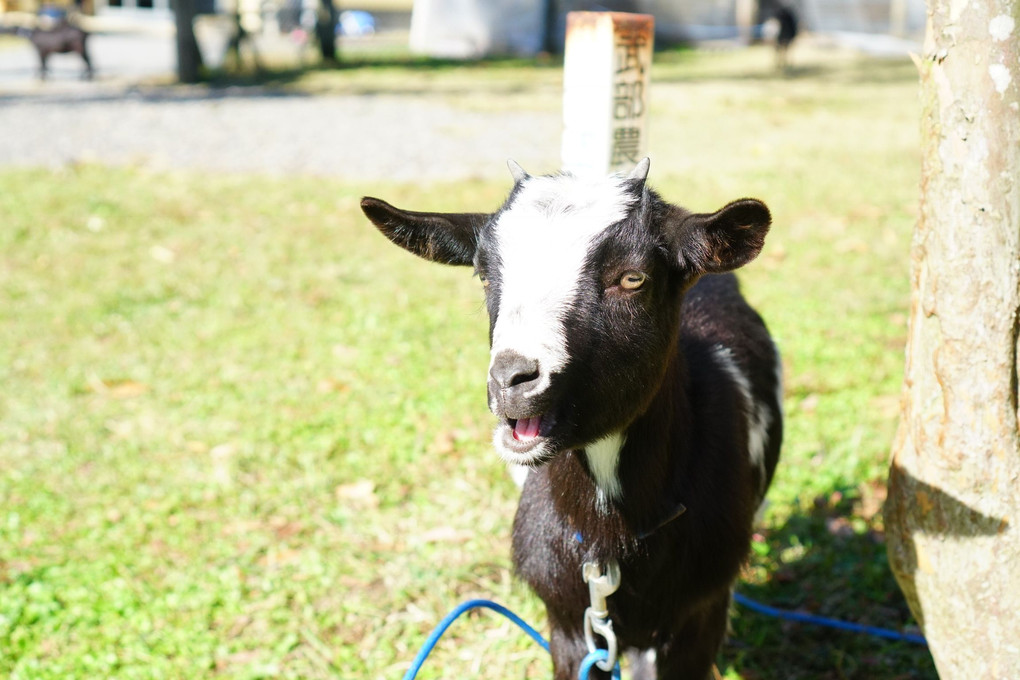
<box><xmin>487</xmin><ymin>350</ymin><xmax>546</xmax><ymax>418</ymax></box>
<box><xmin>487</xmin><ymin>350</ymin><xmax>562</xmax><ymax>464</ymax></box>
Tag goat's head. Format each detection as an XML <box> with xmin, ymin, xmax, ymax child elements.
<box><xmin>361</xmin><ymin>160</ymin><xmax>771</xmax><ymax>467</ymax></box>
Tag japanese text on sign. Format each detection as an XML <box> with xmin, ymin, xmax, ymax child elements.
<box><xmin>611</xmin><ymin>26</ymin><xmax>650</xmax><ymax>165</ymax></box>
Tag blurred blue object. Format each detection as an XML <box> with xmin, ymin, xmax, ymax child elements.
<box><xmin>337</xmin><ymin>10</ymin><xmax>375</xmax><ymax>36</ymax></box>
<box><xmin>39</xmin><ymin>5</ymin><xmax>68</xmax><ymax>22</ymax></box>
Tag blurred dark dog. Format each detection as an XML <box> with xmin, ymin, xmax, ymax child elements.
<box><xmin>763</xmin><ymin>5</ymin><xmax>799</xmax><ymax>72</ymax></box>
<box><xmin>1</xmin><ymin>18</ymin><xmax>93</xmax><ymax>80</ymax></box>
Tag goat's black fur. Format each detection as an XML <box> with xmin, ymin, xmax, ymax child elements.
<box><xmin>512</xmin><ymin>272</ymin><xmax>782</xmax><ymax>679</ymax></box>
<box><xmin>362</xmin><ymin>165</ymin><xmax>782</xmax><ymax>679</ymax></box>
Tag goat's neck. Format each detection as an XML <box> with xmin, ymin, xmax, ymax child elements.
<box><xmin>549</xmin><ymin>355</ymin><xmax>691</xmax><ymax>559</ymax></box>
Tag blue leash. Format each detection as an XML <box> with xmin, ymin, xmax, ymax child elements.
<box><xmin>400</xmin><ymin>598</ymin><xmax>619</xmax><ymax>680</ymax></box>
<box><xmin>732</xmin><ymin>593</ymin><xmax>927</xmax><ymax>645</ymax></box>
<box><xmin>402</xmin><ymin>594</ymin><xmax>925</xmax><ymax>680</ymax></box>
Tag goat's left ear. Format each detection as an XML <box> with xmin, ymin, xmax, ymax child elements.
<box><xmin>668</xmin><ymin>198</ymin><xmax>771</xmax><ymax>274</ymax></box>
<box><xmin>361</xmin><ymin>197</ymin><xmax>489</xmax><ymax>266</ymax></box>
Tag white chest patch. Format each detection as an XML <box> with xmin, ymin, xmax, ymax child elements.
<box><xmin>488</xmin><ymin>174</ymin><xmax>636</xmax><ymax>381</ymax></box>
<box><xmin>586</xmin><ymin>431</ymin><xmax>626</xmax><ymax>510</ymax></box>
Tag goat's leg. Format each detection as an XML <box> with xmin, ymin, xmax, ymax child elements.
<box><xmin>655</xmin><ymin>595</ymin><xmax>731</xmax><ymax>680</ymax></box>
<box><xmin>76</xmin><ymin>34</ymin><xmax>94</xmax><ymax>80</ymax></box>
<box><xmin>776</xmin><ymin>45</ymin><xmax>789</xmax><ymax>73</ymax></box>
<box><xmin>80</xmin><ymin>47</ymin><xmax>93</xmax><ymax>80</ymax></box>
<box><xmin>626</xmin><ymin>648</ymin><xmax>658</xmax><ymax>680</ymax></box>
<box><xmin>548</xmin><ymin>624</ymin><xmax>616</xmax><ymax>680</ymax></box>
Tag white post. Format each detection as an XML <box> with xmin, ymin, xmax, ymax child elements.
<box><xmin>889</xmin><ymin>0</ymin><xmax>907</xmax><ymax>36</ymax></box>
<box><xmin>735</xmin><ymin>0</ymin><xmax>756</xmax><ymax>45</ymax></box>
<box><xmin>561</xmin><ymin>11</ymin><xmax>655</xmax><ymax>178</ymax></box>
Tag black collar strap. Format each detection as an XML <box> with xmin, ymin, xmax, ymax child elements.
<box><xmin>635</xmin><ymin>501</ymin><xmax>688</xmax><ymax>539</ymax></box>
<box><xmin>574</xmin><ymin>500</ymin><xmax>688</xmax><ymax>544</ymax></box>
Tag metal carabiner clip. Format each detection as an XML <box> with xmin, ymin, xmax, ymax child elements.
<box><xmin>581</xmin><ymin>560</ymin><xmax>621</xmax><ymax>673</ymax></box>
<box><xmin>582</xmin><ymin>560</ymin><xmax>621</xmax><ymax>616</ymax></box>
<box><xmin>583</xmin><ymin>606</ymin><xmax>619</xmax><ymax>673</ymax></box>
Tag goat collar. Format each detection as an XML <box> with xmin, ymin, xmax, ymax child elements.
<box><xmin>573</xmin><ymin>499</ymin><xmax>688</xmax><ymax>544</ymax></box>
<box><xmin>635</xmin><ymin>500</ymin><xmax>688</xmax><ymax>539</ymax></box>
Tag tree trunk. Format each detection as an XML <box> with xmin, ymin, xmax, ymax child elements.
<box><xmin>173</xmin><ymin>0</ymin><xmax>203</xmax><ymax>83</ymax></box>
<box><xmin>886</xmin><ymin>0</ymin><xmax>1020</xmax><ymax>675</ymax></box>
<box><xmin>316</xmin><ymin>0</ymin><xmax>339</xmax><ymax>63</ymax></box>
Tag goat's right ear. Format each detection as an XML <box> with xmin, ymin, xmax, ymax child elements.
<box><xmin>360</xmin><ymin>197</ymin><xmax>488</xmax><ymax>266</ymax></box>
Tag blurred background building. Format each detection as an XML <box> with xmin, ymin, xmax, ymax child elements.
<box><xmin>407</xmin><ymin>0</ymin><xmax>924</xmax><ymax>57</ymax></box>
<box><xmin>0</xmin><ymin>0</ymin><xmax>925</xmax><ymax>57</ymax></box>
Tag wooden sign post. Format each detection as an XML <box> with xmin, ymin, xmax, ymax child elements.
<box><xmin>561</xmin><ymin>12</ymin><xmax>655</xmax><ymax>177</ymax></box>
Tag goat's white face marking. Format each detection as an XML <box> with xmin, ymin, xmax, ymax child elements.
<box><xmin>487</xmin><ymin>173</ymin><xmax>636</xmax><ymax>390</ymax></box>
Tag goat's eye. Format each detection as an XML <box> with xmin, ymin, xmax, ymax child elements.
<box><xmin>478</xmin><ymin>273</ymin><xmax>490</xmax><ymax>288</ymax></box>
<box><xmin>619</xmin><ymin>271</ymin><xmax>647</xmax><ymax>290</ymax></box>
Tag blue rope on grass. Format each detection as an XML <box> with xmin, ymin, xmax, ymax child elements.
<box><xmin>400</xmin><ymin>598</ymin><xmax>620</xmax><ymax>680</ymax></box>
<box><xmin>732</xmin><ymin>593</ymin><xmax>927</xmax><ymax>646</ymax></box>
<box><xmin>402</xmin><ymin>593</ymin><xmax>925</xmax><ymax>680</ymax></box>
<box><xmin>400</xmin><ymin>599</ymin><xmax>547</xmax><ymax>680</ymax></box>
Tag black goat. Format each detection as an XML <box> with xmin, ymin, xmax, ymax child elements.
<box><xmin>362</xmin><ymin>159</ymin><xmax>783</xmax><ymax>679</ymax></box>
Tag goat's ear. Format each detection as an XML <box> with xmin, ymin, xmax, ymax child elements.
<box><xmin>667</xmin><ymin>199</ymin><xmax>771</xmax><ymax>274</ymax></box>
<box><xmin>360</xmin><ymin>197</ymin><xmax>488</xmax><ymax>266</ymax></box>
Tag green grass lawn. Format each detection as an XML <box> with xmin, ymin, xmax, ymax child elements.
<box><xmin>1</xmin><ymin>46</ymin><xmax>935</xmax><ymax>679</ymax></box>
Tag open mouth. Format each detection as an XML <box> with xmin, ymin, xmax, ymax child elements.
<box><xmin>495</xmin><ymin>412</ymin><xmax>558</xmax><ymax>463</ymax></box>
<box><xmin>511</xmin><ymin>415</ymin><xmax>544</xmax><ymax>441</ymax></box>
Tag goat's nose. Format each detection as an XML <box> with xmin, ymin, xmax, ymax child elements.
<box><xmin>489</xmin><ymin>350</ymin><xmax>541</xmax><ymax>392</ymax></box>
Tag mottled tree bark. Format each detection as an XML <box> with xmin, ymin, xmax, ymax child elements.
<box><xmin>886</xmin><ymin>0</ymin><xmax>1020</xmax><ymax>675</ymax></box>
<box><xmin>173</xmin><ymin>0</ymin><xmax>203</xmax><ymax>83</ymax></box>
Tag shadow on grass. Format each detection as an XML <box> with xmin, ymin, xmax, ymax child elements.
<box><xmin>198</xmin><ymin>44</ymin><xmax>917</xmax><ymax>97</ymax></box>
<box><xmin>652</xmin><ymin>51</ymin><xmax>918</xmax><ymax>86</ymax></box>
<box><xmin>202</xmin><ymin>52</ymin><xmax>564</xmax><ymax>90</ymax></box>
<box><xmin>722</xmin><ymin>485</ymin><xmax>937</xmax><ymax>680</ymax></box>
<box><xmin>0</xmin><ymin>52</ymin><xmax>564</xmax><ymax>105</ymax></box>
<box><xmin>0</xmin><ymin>44</ymin><xmax>917</xmax><ymax>107</ymax></box>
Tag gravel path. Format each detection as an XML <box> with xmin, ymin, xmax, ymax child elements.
<box><xmin>0</xmin><ymin>32</ymin><xmax>561</xmax><ymax>181</ymax></box>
